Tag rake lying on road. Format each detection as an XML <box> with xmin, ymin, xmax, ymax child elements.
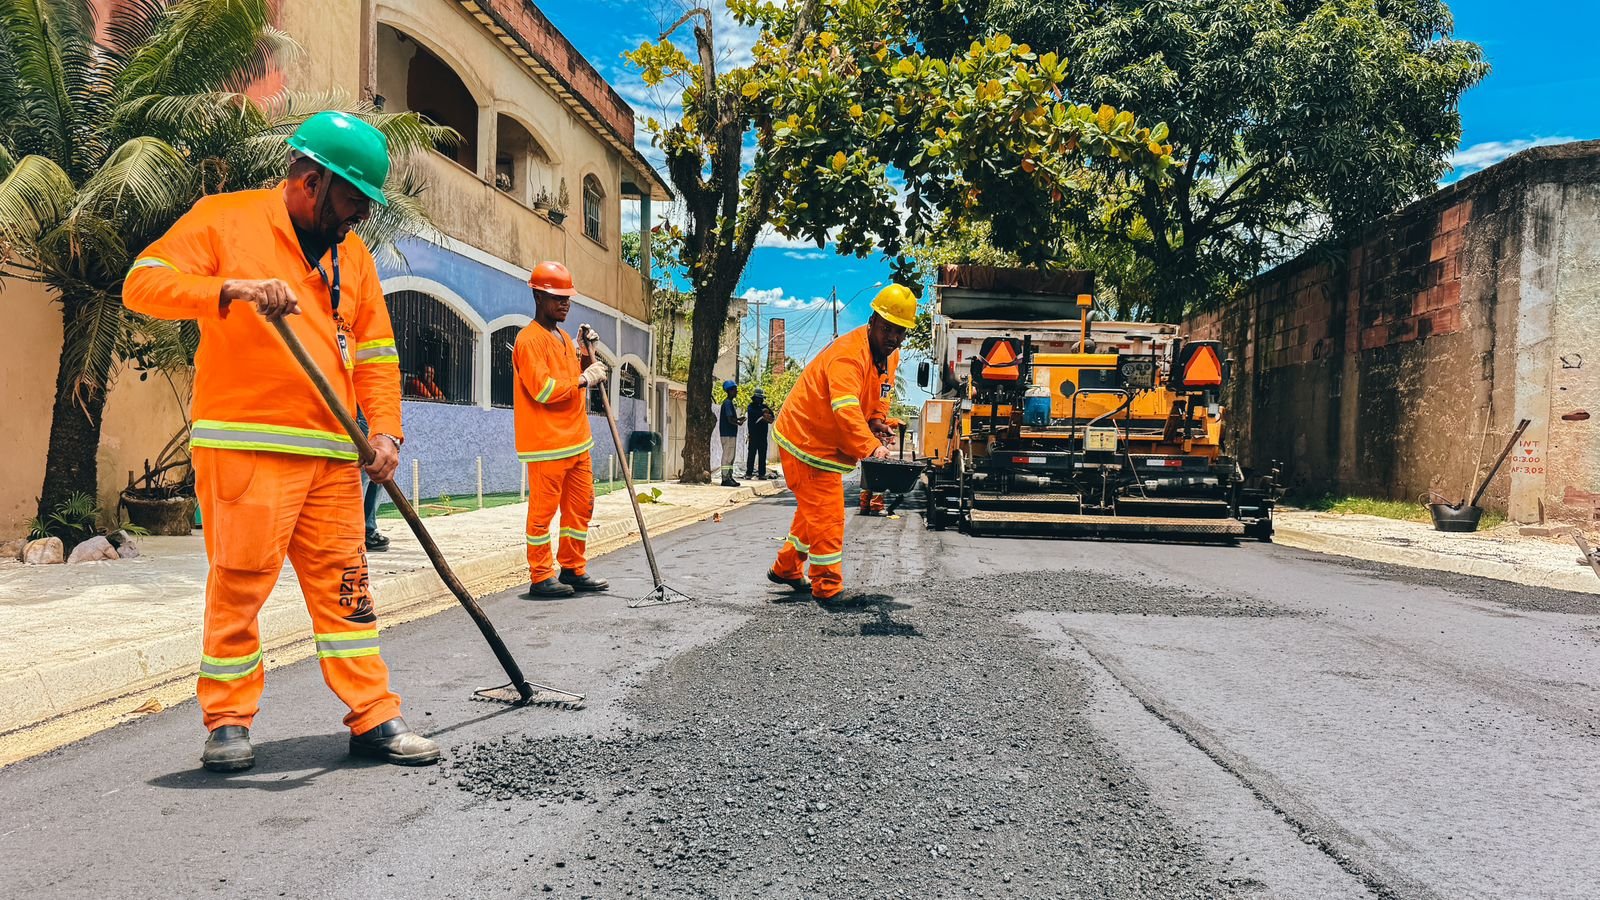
<box><xmin>579</xmin><ymin>325</ymin><xmax>693</xmax><ymax>609</ymax></box>
<box><xmin>271</xmin><ymin>319</ymin><xmax>584</xmax><ymax>710</ymax></box>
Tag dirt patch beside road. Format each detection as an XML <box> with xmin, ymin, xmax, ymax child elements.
<box><xmin>449</xmin><ymin>570</ymin><xmax>1270</xmax><ymax>898</ymax></box>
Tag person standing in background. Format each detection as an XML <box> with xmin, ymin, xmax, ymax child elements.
<box><xmin>746</xmin><ymin>389</ymin><xmax>773</xmax><ymax>479</ymax></box>
<box><xmin>719</xmin><ymin>380</ymin><xmax>744</xmax><ymax>487</ymax></box>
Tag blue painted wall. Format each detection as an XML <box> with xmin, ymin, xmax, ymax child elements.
<box><xmin>374</xmin><ymin>239</ymin><xmax>660</xmax><ymax>502</ymax></box>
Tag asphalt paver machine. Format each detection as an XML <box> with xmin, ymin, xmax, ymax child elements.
<box><xmin>916</xmin><ymin>265</ymin><xmax>1277</xmax><ymax>541</ymax></box>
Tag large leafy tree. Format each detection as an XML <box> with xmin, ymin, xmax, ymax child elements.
<box><xmin>0</xmin><ymin>0</ymin><xmax>444</xmax><ymax>532</ymax></box>
<box><xmin>628</xmin><ymin>0</ymin><xmax>1170</xmax><ymax>482</ymax></box>
<box><xmin>908</xmin><ymin>0</ymin><xmax>1488</xmax><ymax>321</ymax></box>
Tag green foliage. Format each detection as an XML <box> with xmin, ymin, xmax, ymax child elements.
<box><xmin>906</xmin><ymin>0</ymin><xmax>1488</xmax><ymax>320</ymax></box>
<box><xmin>627</xmin><ymin>1</ymin><xmax>1168</xmax><ymax>479</ymax></box>
<box><xmin>1303</xmin><ymin>494</ymin><xmax>1506</xmax><ymax>530</ymax></box>
<box><xmin>27</xmin><ymin>490</ymin><xmax>139</xmax><ymax>546</ymax></box>
<box><xmin>0</xmin><ymin>0</ymin><xmax>450</xmax><ymax>512</ymax></box>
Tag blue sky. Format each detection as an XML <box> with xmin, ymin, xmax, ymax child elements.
<box><xmin>541</xmin><ymin>0</ymin><xmax>1598</xmax><ymax>368</ymax></box>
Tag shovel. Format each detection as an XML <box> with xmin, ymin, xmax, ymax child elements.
<box><xmin>577</xmin><ymin>324</ymin><xmax>692</xmax><ymax>609</ymax></box>
<box><xmin>270</xmin><ymin>318</ymin><xmax>583</xmax><ymax>710</ymax></box>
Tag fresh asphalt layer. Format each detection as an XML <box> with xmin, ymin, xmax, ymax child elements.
<box><xmin>2</xmin><ymin>494</ymin><xmax>1597</xmax><ymax>899</ymax></box>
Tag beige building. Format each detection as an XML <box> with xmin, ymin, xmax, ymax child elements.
<box><xmin>2</xmin><ymin>1</ymin><xmax>671</xmax><ymax>537</ymax></box>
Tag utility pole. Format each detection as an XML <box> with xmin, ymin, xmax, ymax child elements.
<box><xmin>831</xmin><ymin>286</ymin><xmax>838</xmax><ymax>340</ymax></box>
<box><xmin>748</xmin><ymin>294</ymin><xmax>765</xmax><ymax>380</ymax></box>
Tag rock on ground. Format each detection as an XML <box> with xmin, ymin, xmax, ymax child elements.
<box><xmin>67</xmin><ymin>535</ymin><xmax>121</xmax><ymax>564</ymax></box>
<box><xmin>448</xmin><ymin>569</ymin><xmax>1278</xmax><ymax>898</ymax></box>
<box><xmin>0</xmin><ymin>538</ymin><xmax>26</xmax><ymax>560</ymax></box>
<box><xmin>23</xmin><ymin>537</ymin><xmax>64</xmax><ymax>565</ymax></box>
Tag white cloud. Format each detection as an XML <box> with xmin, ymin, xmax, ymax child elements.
<box><xmin>783</xmin><ymin>250</ymin><xmax>828</xmax><ymax>261</ymax></box>
<box><xmin>739</xmin><ymin>286</ymin><xmax>841</xmax><ymax>312</ymax></box>
<box><xmin>1448</xmin><ymin>136</ymin><xmax>1576</xmax><ymax>179</ymax></box>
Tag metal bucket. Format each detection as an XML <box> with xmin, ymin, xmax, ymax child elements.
<box><xmin>1428</xmin><ymin>503</ymin><xmax>1483</xmax><ymax>533</ymax></box>
<box><xmin>861</xmin><ymin>458</ymin><xmax>925</xmax><ymax>494</ymax></box>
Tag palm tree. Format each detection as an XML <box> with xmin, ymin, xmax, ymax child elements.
<box><xmin>0</xmin><ymin>0</ymin><xmax>448</xmax><ymax>532</ymax></box>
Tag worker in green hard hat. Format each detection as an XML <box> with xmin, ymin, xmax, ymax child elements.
<box><xmin>125</xmin><ymin>110</ymin><xmax>439</xmax><ymax>773</ymax></box>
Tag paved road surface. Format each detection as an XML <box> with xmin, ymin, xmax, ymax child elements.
<box><xmin>3</xmin><ymin>494</ymin><xmax>1597</xmax><ymax>898</ymax></box>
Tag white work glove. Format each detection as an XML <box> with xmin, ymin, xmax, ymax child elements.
<box><xmin>577</xmin><ymin>323</ymin><xmax>600</xmax><ymax>347</ymax></box>
<box><xmin>580</xmin><ymin>359</ymin><xmax>609</xmax><ymax>387</ymax></box>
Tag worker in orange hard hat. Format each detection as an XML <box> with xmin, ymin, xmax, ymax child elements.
<box><xmin>514</xmin><ymin>261</ymin><xmax>610</xmax><ymax>598</ymax></box>
<box><xmin>123</xmin><ymin>111</ymin><xmax>438</xmax><ymax>772</ymax></box>
<box><xmin>768</xmin><ymin>284</ymin><xmax>913</xmax><ymax>601</ymax></box>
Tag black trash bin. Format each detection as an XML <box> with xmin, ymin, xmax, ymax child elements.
<box><xmin>628</xmin><ymin>431</ymin><xmax>661</xmax><ymax>481</ymax></box>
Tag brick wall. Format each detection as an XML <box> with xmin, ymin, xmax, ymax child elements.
<box><xmin>1186</xmin><ymin>142</ymin><xmax>1600</xmax><ymax>522</ymax></box>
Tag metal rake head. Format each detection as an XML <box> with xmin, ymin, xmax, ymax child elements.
<box><xmin>473</xmin><ymin>681</ymin><xmax>586</xmax><ymax>710</ymax></box>
<box><xmin>629</xmin><ymin>582</ymin><xmax>694</xmax><ymax>609</ymax></box>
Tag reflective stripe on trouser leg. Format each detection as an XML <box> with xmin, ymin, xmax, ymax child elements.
<box><xmin>557</xmin><ymin>451</ymin><xmax>594</xmax><ymax>576</ymax></box>
<box><xmin>288</xmin><ymin>456</ymin><xmax>400</xmax><ymax>734</ymax></box>
<box><xmin>193</xmin><ymin>447</ymin><xmax>301</xmax><ymax>730</ymax></box>
<box><xmin>526</xmin><ymin>457</ymin><xmax>568</xmax><ymax>583</ymax></box>
<box><xmin>803</xmin><ymin>477</ymin><xmax>846</xmax><ymax>598</ymax></box>
<box><xmin>773</xmin><ymin>445</ymin><xmax>844</xmax><ymax>595</ymax></box>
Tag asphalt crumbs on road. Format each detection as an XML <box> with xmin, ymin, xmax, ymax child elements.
<box><xmin>446</xmin><ymin>568</ymin><xmax>1286</xmax><ymax>898</ymax></box>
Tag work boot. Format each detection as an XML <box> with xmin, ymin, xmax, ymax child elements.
<box><xmin>559</xmin><ymin>569</ymin><xmax>610</xmax><ymax>592</ymax></box>
<box><xmin>201</xmin><ymin>725</ymin><xmax>255</xmax><ymax>773</ymax></box>
<box><xmin>523</xmin><ymin>577</ymin><xmax>576</xmax><ymax>599</ymax></box>
<box><xmin>349</xmin><ymin>717</ymin><xmax>440</xmax><ymax>766</ymax></box>
<box><xmin>722</xmin><ymin>477</ymin><xmax>741</xmax><ymax>488</ymax></box>
<box><xmin>365</xmin><ymin>530</ymin><xmax>390</xmax><ymax>552</ymax></box>
<box><xmin>767</xmin><ymin>569</ymin><xmax>812</xmax><ymax>594</ymax></box>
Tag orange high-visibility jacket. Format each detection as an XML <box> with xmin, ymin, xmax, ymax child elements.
<box><xmin>513</xmin><ymin>323</ymin><xmax>594</xmax><ymax>462</ymax></box>
<box><xmin>773</xmin><ymin>325</ymin><xmax>899</xmax><ymax>473</ymax></box>
<box><xmin>123</xmin><ymin>186</ymin><xmax>401</xmax><ymax>460</ymax></box>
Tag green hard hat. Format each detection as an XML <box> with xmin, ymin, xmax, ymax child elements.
<box><xmin>285</xmin><ymin>111</ymin><xmax>390</xmax><ymax>206</ymax></box>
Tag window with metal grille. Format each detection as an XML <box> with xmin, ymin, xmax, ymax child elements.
<box><xmin>387</xmin><ymin>290</ymin><xmax>477</xmax><ymax>405</ymax></box>
<box><xmin>489</xmin><ymin>324</ymin><xmax>520</xmax><ymax>408</ymax></box>
<box><xmin>619</xmin><ymin>363</ymin><xmax>643</xmax><ymax>400</ymax></box>
<box><xmin>587</xmin><ymin>380</ymin><xmax>607</xmax><ymax>414</ymax></box>
<box><xmin>583</xmin><ymin>175</ymin><xmax>604</xmax><ymax>243</ymax></box>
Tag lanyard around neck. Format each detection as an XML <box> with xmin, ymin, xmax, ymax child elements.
<box><xmin>312</xmin><ymin>243</ymin><xmax>342</xmax><ymax>313</ymax></box>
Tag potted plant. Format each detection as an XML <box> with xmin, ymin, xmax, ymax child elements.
<box><xmin>549</xmin><ymin>178</ymin><xmax>571</xmax><ymax>226</ymax></box>
<box><xmin>533</xmin><ymin>186</ymin><xmax>552</xmax><ymax>211</ymax></box>
<box><xmin>120</xmin><ymin>426</ymin><xmax>197</xmax><ymax>535</ymax></box>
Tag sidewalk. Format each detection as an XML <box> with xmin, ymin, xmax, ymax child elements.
<box><xmin>1274</xmin><ymin>509</ymin><xmax>1600</xmax><ymax>596</ymax></box>
<box><xmin>0</xmin><ymin>478</ymin><xmax>785</xmax><ymax>740</ymax></box>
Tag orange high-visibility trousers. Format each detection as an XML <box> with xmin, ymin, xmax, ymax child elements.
<box><xmin>772</xmin><ymin>446</ymin><xmax>847</xmax><ymax>598</ymax></box>
<box><xmin>193</xmin><ymin>447</ymin><xmax>401</xmax><ymax>734</ymax></box>
<box><xmin>525</xmin><ymin>452</ymin><xmax>595</xmax><ymax>582</ymax></box>
<box><xmin>858</xmin><ymin>490</ymin><xmax>885</xmax><ymax>513</ymax></box>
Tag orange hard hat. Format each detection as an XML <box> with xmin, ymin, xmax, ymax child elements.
<box><xmin>528</xmin><ymin>261</ymin><xmax>576</xmax><ymax>296</ymax></box>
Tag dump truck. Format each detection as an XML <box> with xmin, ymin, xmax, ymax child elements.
<box><xmin>915</xmin><ymin>265</ymin><xmax>1276</xmax><ymax>541</ymax></box>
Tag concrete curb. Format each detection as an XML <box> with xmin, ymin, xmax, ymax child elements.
<box><xmin>0</xmin><ymin>481</ymin><xmax>786</xmax><ymax>740</ymax></box>
<box><xmin>1273</xmin><ymin>527</ymin><xmax>1600</xmax><ymax>596</ymax></box>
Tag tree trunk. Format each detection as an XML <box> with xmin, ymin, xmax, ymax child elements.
<box><xmin>678</xmin><ymin>282</ymin><xmax>736</xmax><ymax>484</ymax></box>
<box><xmin>37</xmin><ymin>294</ymin><xmax>110</xmax><ymax>530</ymax></box>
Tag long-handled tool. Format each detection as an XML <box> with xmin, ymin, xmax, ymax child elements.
<box><xmin>577</xmin><ymin>325</ymin><xmax>692</xmax><ymax>609</ymax></box>
<box><xmin>271</xmin><ymin>319</ymin><xmax>583</xmax><ymax>709</ymax></box>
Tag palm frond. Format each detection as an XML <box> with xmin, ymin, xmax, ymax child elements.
<box><xmin>358</xmin><ymin>164</ymin><xmax>442</xmax><ymax>270</ymax></box>
<box><xmin>0</xmin><ymin>153</ymin><xmax>75</xmax><ymax>248</ymax></box>
<box><xmin>0</xmin><ymin>0</ymin><xmax>96</xmax><ymax>170</ymax></box>
<box><xmin>115</xmin><ymin>0</ymin><xmax>288</xmax><ymax>101</ymax></box>
<box><xmin>75</xmin><ymin>136</ymin><xmax>197</xmax><ymax>236</ymax></box>
<box><xmin>56</xmin><ymin>283</ymin><xmax>127</xmax><ymax>403</ymax></box>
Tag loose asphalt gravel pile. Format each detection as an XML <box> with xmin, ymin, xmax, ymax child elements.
<box><xmin>449</xmin><ymin>568</ymin><xmax>1284</xmax><ymax>898</ymax></box>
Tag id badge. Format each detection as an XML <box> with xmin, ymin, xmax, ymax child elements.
<box><xmin>337</xmin><ymin>331</ymin><xmax>353</xmax><ymax>370</ymax></box>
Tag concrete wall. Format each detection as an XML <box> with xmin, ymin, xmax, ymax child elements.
<box><xmin>1187</xmin><ymin>142</ymin><xmax>1600</xmax><ymax>523</ymax></box>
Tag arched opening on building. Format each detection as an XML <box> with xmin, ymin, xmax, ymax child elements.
<box><xmin>582</xmin><ymin>174</ymin><xmax>605</xmax><ymax>243</ymax></box>
<box><xmin>374</xmin><ymin>24</ymin><xmax>479</xmax><ymax>171</ymax></box>
<box><xmin>489</xmin><ymin>324</ymin><xmax>520</xmax><ymax>408</ymax></box>
<box><xmin>388</xmin><ymin>290</ymin><xmax>478</xmax><ymax>405</ymax></box>
<box><xmin>619</xmin><ymin>362</ymin><xmax>644</xmax><ymax>400</ymax></box>
<box><xmin>495</xmin><ymin>114</ymin><xmax>553</xmax><ymax>208</ymax></box>
<box><xmin>586</xmin><ymin>345</ymin><xmax>616</xmax><ymax>415</ymax></box>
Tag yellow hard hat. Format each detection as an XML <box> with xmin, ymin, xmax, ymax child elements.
<box><xmin>870</xmin><ymin>283</ymin><xmax>917</xmax><ymax>328</ymax></box>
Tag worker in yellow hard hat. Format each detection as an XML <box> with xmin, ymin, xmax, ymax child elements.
<box><xmin>768</xmin><ymin>284</ymin><xmax>914</xmax><ymax>601</ymax></box>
